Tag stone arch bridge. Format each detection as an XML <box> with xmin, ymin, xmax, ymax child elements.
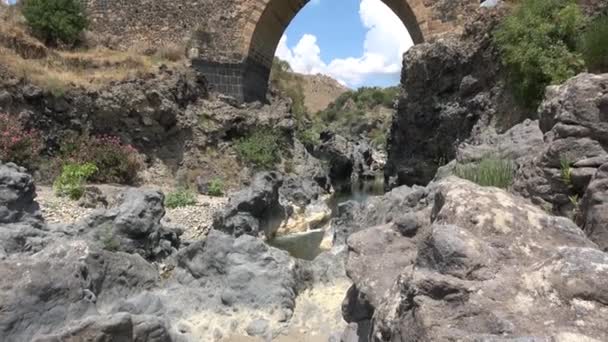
<box><xmin>86</xmin><ymin>0</ymin><xmax>477</xmax><ymax>101</ymax></box>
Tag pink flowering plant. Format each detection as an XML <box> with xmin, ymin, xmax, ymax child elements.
<box><xmin>59</xmin><ymin>134</ymin><xmax>142</xmax><ymax>184</ymax></box>
<box><xmin>0</xmin><ymin>114</ymin><xmax>43</xmax><ymax>170</ymax></box>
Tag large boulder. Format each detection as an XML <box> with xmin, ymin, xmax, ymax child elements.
<box><xmin>514</xmin><ymin>73</ymin><xmax>608</xmax><ymax>218</ymax></box>
<box><xmin>213</xmin><ymin>171</ymin><xmax>286</xmax><ymax>239</ymax></box>
<box><xmin>0</xmin><ymin>240</ymin><xmax>160</xmax><ymax>342</ymax></box>
<box><xmin>0</xmin><ymin>162</ymin><xmax>42</xmax><ymax>226</ymax></box>
<box><xmin>0</xmin><ymin>162</ymin><xmax>50</xmax><ymax>257</ymax></box>
<box><xmin>75</xmin><ymin>188</ymin><xmax>181</xmax><ymax>260</ymax></box>
<box><xmin>342</xmin><ymin>177</ymin><xmax>607</xmax><ymax>341</ymax></box>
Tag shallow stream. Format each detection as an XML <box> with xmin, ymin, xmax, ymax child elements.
<box><xmin>269</xmin><ymin>176</ymin><xmax>385</xmax><ymax>260</ymax></box>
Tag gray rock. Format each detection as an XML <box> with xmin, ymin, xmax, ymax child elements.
<box><xmin>0</xmin><ymin>239</ymin><xmax>159</xmax><ymax>342</ymax></box>
<box><xmin>78</xmin><ymin>186</ymin><xmax>109</xmax><ymax>209</ymax></box>
<box><xmin>513</xmin><ymin>73</ymin><xmax>608</xmax><ymax>216</ymax></box>
<box><xmin>580</xmin><ymin>163</ymin><xmax>608</xmax><ymax>251</ymax></box>
<box><xmin>213</xmin><ymin>171</ymin><xmax>285</xmax><ymax>239</ymax></box>
<box><xmin>0</xmin><ymin>162</ymin><xmax>43</xmax><ymax>226</ymax></box>
<box><xmin>342</xmin><ymin>177</ymin><xmax>608</xmax><ymax>341</ymax></box>
<box><xmin>385</xmin><ymin>9</ymin><xmax>521</xmax><ymax>186</ymax></box>
<box><xmin>76</xmin><ymin>188</ymin><xmax>180</xmax><ymax>260</ymax></box>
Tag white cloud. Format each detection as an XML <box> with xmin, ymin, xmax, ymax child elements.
<box><xmin>275</xmin><ymin>0</ymin><xmax>413</xmax><ymax>87</ymax></box>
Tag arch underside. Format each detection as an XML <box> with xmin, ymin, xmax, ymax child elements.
<box><xmin>241</xmin><ymin>0</ymin><xmax>425</xmax><ymax>102</ymax></box>
<box><xmin>193</xmin><ymin>0</ymin><xmax>429</xmax><ymax>102</ymax></box>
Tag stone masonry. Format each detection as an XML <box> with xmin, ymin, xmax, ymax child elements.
<box><xmin>85</xmin><ymin>0</ymin><xmax>478</xmax><ymax>101</ymax></box>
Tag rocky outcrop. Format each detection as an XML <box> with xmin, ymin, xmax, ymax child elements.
<box><xmin>513</xmin><ymin>73</ymin><xmax>608</xmax><ymax>237</ymax></box>
<box><xmin>213</xmin><ymin>172</ymin><xmax>286</xmax><ymax>239</ymax></box>
<box><xmin>0</xmin><ymin>161</ymin><xmax>325</xmax><ymax>341</ymax></box>
<box><xmin>341</xmin><ymin>177</ymin><xmax>607</xmax><ymax>341</ymax></box>
<box><xmin>1</xmin><ymin>66</ymin><xmax>207</xmax><ymax>164</ymax></box>
<box><xmin>580</xmin><ymin>163</ymin><xmax>608</xmax><ymax>251</ymax></box>
<box><xmin>385</xmin><ymin>8</ymin><xmax>526</xmax><ymax>186</ymax></box>
<box><xmin>74</xmin><ymin>188</ymin><xmax>181</xmax><ymax>260</ymax></box>
<box><xmin>314</xmin><ymin>131</ymin><xmax>381</xmax><ymax>186</ymax></box>
<box><xmin>0</xmin><ymin>162</ymin><xmax>49</xmax><ymax>257</ymax></box>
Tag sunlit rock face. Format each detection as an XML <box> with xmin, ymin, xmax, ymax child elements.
<box><xmin>341</xmin><ymin>177</ymin><xmax>608</xmax><ymax>341</ymax></box>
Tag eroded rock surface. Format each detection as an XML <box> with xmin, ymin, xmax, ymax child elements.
<box><xmin>342</xmin><ymin>177</ymin><xmax>608</xmax><ymax>341</ymax></box>
<box><xmin>513</xmin><ymin>73</ymin><xmax>608</xmax><ymax>245</ymax></box>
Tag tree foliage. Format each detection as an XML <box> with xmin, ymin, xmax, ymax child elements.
<box><xmin>494</xmin><ymin>0</ymin><xmax>584</xmax><ymax>108</ymax></box>
<box><xmin>579</xmin><ymin>15</ymin><xmax>608</xmax><ymax>73</ymax></box>
<box><xmin>22</xmin><ymin>0</ymin><xmax>88</xmax><ymax>45</ymax></box>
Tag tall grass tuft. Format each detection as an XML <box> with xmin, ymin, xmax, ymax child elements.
<box><xmin>453</xmin><ymin>157</ymin><xmax>515</xmax><ymax>189</ymax></box>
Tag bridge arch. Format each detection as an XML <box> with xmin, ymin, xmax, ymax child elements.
<box><xmin>193</xmin><ymin>0</ymin><xmax>477</xmax><ymax>102</ymax></box>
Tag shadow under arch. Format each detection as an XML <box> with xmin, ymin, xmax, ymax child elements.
<box><xmin>240</xmin><ymin>0</ymin><xmax>423</xmax><ymax>102</ymax></box>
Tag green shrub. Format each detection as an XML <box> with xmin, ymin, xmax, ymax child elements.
<box><xmin>453</xmin><ymin>157</ymin><xmax>515</xmax><ymax>189</ymax></box>
<box><xmin>235</xmin><ymin>129</ymin><xmax>284</xmax><ymax>169</ymax></box>
<box><xmin>165</xmin><ymin>188</ymin><xmax>197</xmax><ymax>209</ymax></box>
<box><xmin>579</xmin><ymin>15</ymin><xmax>608</xmax><ymax>73</ymax></box>
<box><xmin>494</xmin><ymin>0</ymin><xmax>584</xmax><ymax>108</ymax></box>
<box><xmin>53</xmin><ymin>162</ymin><xmax>98</xmax><ymax>200</ymax></box>
<box><xmin>59</xmin><ymin>135</ymin><xmax>142</xmax><ymax>184</ymax></box>
<box><xmin>22</xmin><ymin>0</ymin><xmax>88</xmax><ymax>45</ymax></box>
<box><xmin>207</xmin><ymin>177</ymin><xmax>224</xmax><ymax>197</ymax></box>
<box><xmin>297</xmin><ymin>127</ymin><xmax>321</xmax><ymax>148</ymax></box>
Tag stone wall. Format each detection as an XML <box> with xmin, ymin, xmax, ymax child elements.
<box><xmin>84</xmin><ymin>0</ymin><xmax>477</xmax><ymax>101</ymax></box>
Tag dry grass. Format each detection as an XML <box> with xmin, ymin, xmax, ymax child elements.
<box><xmin>0</xmin><ymin>12</ymin><xmax>186</xmax><ymax>93</ymax></box>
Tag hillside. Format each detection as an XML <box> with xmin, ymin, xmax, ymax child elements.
<box><xmin>295</xmin><ymin>72</ymin><xmax>348</xmax><ymax>113</ymax></box>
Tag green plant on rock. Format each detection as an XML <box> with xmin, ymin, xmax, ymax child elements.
<box><xmin>53</xmin><ymin>162</ymin><xmax>98</xmax><ymax>200</ymax></box>
<box><xmin>494</xmin><ymin>0</ymin><xmax>584</xmax><ymax>109</ymax></box>
<box><xmin>22</xmin><ymin>0</ymin><xmax>88</xmax><ymax>45</ymax></box>
<box><xmin>579</xmin><ymin>15</ymin><xmax>608</xmax><ymax>73</ymax></box>
<box><xmin>560</xmin><ymin>157</ymin><xmax>573</xmax><ymax>186</ymax></box>
<box><xmin>235</xmin><ymin>128</ymin><xmax>284</xmax><ymax>169</ymax></box>
<box><xmin>207</xmin><ymin>177</ymin><xmax>224</xmax><ymax>197</ymax></box>
<box><xmin>453</xmin><ymin>157</ymin><xmax>515</xmax><ymax>189</ymax></box>
<box><xmin>165</xmin><ymin>188</ymin><xmax>197</xmax><ymax>209</ymax></box>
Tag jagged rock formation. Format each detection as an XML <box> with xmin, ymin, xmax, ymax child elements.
<box><xmin>385</xmin><ymin>8</ymin><xmax>528</xmax><ymax>186</ymax></box>
<box><xmin>0</xmin><ymin>161</ymin><xmax>339</xmax><ymax>341</ymax></box>
<box><xmin>513</xmin><ymin>73</ymin><xmax>608</xmax><ymax>250</ymax></box>
<box><xmin>212</xmin><ymin>171</ymin><xmax>286</xmax><ymax>239</ymax></box>
<box><xmin>339</xmin><ymin>177</ymin><xmax>608</xmax><ymax>341</ymax></box>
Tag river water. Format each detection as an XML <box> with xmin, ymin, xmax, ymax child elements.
<box><xmin>269</xmin><ymin>176</ymin><xmax>385</xmax><ymax>260</ymax></box>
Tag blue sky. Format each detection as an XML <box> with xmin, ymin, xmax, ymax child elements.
<box><xmin>276</xmin><ymin>0</ymin><xmax>413</xmax><ymax>88</ymax></box>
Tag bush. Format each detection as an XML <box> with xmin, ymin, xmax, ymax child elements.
<box><xmin>494</xmin><ymin>0</ymin><xmax>584</xmax><ymax>108</ymax></box>
<box><xmin>53</xmin><ymin>162</ymin><xmax>97</xmax><ymax>200</ymax></box>
<box><xmin>165</xmin><ymin>188</ymin><xmax>197</xmax><ymax>209</ymax></box>
<box><xmin>579</xmin><ymin>15</ymin><xmax>608</xmax><ymax>73</ymax></box>
<box><xmin>0</xmin><ymin>113</ymin><xmax>43</xmax><ymax>170</ymax></box>
<box><xmin>22</xmin><ymin>0</ymin><xmax>88</xmax><ymax>45</ymax></box>
<box><xmin>207</xmin><ymin>177</ymin><xmax>224</xmax><ymax>197</ymax></box>
<box><xmin>235</xmin><ymin>129</ymin><xmax>284</xmax><ymax>169</ymax></box>
<box><xmin>59</xmin><ymin>135</ymin><xmax>142</xmax><ymax>184</ymax></box>
<box><xmin>453</xmin><ymin>157</ymin><xmax>515</xmax><ymax>189</ymax></box>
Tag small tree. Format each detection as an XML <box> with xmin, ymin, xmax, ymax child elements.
<box><xmin>22</xmin><ymin>0</ymin><xmax>88</xmax><ymax>45</ymax></box>
<box><xmin>494</xmin><ymin>0</ymin><xmax>584</xmax><ymax>109</ymax></box>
